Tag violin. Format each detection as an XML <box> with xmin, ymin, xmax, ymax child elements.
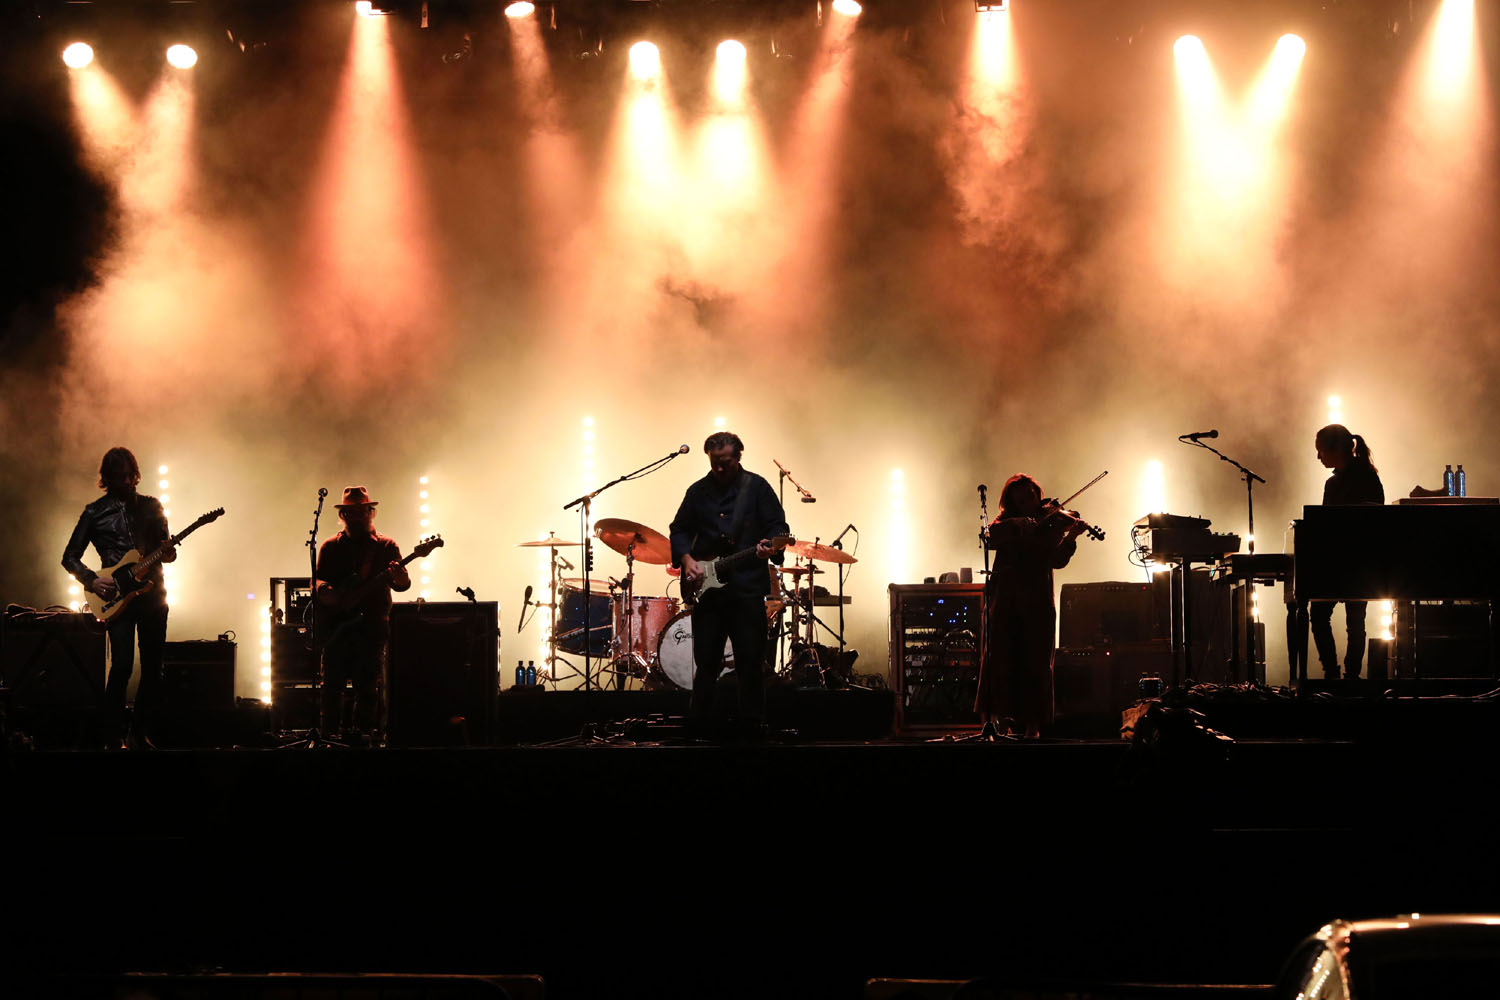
<box><xmin>1039</xmin><ymin>470</ymin><xmax>1109</xmax><ymax>542</ymax></box>
<box><xmin>1040</xmin><ymin>498</ymin><xmax>1106</xmax><ymax>543</ymax></box>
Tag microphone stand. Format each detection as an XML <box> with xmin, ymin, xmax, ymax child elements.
<box><xmin>977</xmin><ymin>484</ymin><xmax>991</xmax><ymax>579</ymax></box>
<box><xmin>1182</xmin><ymin>436</ymin><xmax>1267</xmax><ymax>680</ymax></box>
<box><xmin>563</xmin><ymin>448</ymin><xmax>685</xmax><ymax>696</ymax></box>
<box><xmin>281</xmin><ymin>488</ymin><xmax>345</xmax><ymax>749</ymax></box>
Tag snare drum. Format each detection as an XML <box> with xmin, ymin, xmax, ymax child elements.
<box><xmin>612</xmin><ymin>595</ymin><xmax>679</xmax><ymax>660</ymax></box>
<box><xmin>555</xmin><ymin>581</ymin><xmax>613</xmax><ymax>656</ymax></box>
<box><xmin>655</xmin><ymin>609</ymin><xmax>733</xmax><ymax>690</ymax></box>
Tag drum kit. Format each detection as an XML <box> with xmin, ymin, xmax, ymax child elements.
<box><xmin>515</xmin><ymin>520</ymin><xmax>860</xmax><ymax>691</ymax></box>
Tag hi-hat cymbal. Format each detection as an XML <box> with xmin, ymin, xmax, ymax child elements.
<box><xmin>561</xmin><ymin>576</ymin><xmax>613</xmax><ymax>595</ymax></box>
<box><xmin>516</xmin><ymin>535</ymin><xmax>582</xmax><ymax>548</ymax></box>
<box><xmin>776</xmin><ymin>565</ymin><xmax>823</xmax><ymax>576</ymax></box>
<box><xmin>594</xmin><ymin>517</ymin><xmax>672</xmax><ymax>565</ymax></box>
<box><xmin>786</xmin><ymin>540</ymin><xmax>857</xmax><ymax>564</ymax></box>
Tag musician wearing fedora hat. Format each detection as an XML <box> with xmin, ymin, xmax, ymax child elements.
<box><xmin>314</xmin><ymin>486</ymin><xmax>411</xmax><ymax>741</ymax></box>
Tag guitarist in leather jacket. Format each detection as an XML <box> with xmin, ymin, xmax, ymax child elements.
<box><xmin>314</xmin><ymin>486</ymin><xmax>410</xmax><ymax>739</ymax></box>
<box><xmin>62</xmin><ymin>446</ymin><xmax>175</xmax><ymax>746</ymax></box>
<box><xmin>669</xmin><ymin>432</ymin><xmax>789</xmax><ymax>735</ymax></box>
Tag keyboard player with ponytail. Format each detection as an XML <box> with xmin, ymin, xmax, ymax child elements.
<box><xmin>1311</xmin><ymin>424</ymin><xmax>1385</xmax><ymax>679</ymax></box>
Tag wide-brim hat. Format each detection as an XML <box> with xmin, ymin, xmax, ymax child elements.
<box><xmin>335</xmin><ymin>485</ymin><xmax>379</xmax><ymax>509</ymax></box>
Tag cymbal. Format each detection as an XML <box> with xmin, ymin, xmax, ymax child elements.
<box><xmin>786</xmin><ymin>540</ymin><xmax>857</xmax><ymax>564</ymax></box>
<box><xmin>561</xmin><ymin>577</ymin><xmax>613</xmax><ymax>595</ymax></box>
<box><xmin>776</xmin><ymin>565</ymin><xmax>823</xmax><ymax>576</ymax></box>
<box><xmin>516</xmin><ymin>535</ymin><xmax>582</xmax><ymax>548</ymax></box>
<box><xmin>594</xmin><ymin>517</ymin><xmax>672</xmax><ymax>565</ymax></box>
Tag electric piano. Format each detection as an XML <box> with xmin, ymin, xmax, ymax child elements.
<box><xmin>1290</xmin><ymin>501</ymin><xmax>1500</xmax><ymax>679</ymax></box>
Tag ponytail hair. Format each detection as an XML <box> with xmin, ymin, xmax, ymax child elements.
<box><xmin>1317</xmin><ymin>424</ymin><xmax>1377</xmax><ymax>473</ymax></box>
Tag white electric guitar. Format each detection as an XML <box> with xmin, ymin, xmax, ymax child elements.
<box><xmin>682</xmin><ymin>534</ymin><xmax>794</xmax><ymax>605</ymax></box>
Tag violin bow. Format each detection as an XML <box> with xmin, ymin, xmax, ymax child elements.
<box><xmin>1055</xmin><ymin>470</ymin><xmax>1108</xmax><ymax>509</ymax></box>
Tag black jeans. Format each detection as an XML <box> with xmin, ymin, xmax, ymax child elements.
<box><xmin>106</xmin><ymin>595</ymin><xmax>168</xmax><ymax>731</ymax></box>
<box><xmin>322</xmin><ymin>619</ymin><xmax>386</xmax><ymax>733</ymax></box>
<box><xmin>1310</xmin><ymin>600</ymin><xmax>1368</xmax><ymax>678</ymax></box>
<box><xmin>689</xmin><ymin>591</ymin><xmax>767</xmax><ymax>722</ymax></box>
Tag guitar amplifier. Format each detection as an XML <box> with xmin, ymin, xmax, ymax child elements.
<box><xmin>0</xmin><ymin>609</ymin><xmax>106</xmax><ymax>708</ymax></box>
<box><xmin>160</xmin><ymin>639</ymin><xmax>236</xmax><ymax>710</ymax></box>
<box><xmin>889</xmin><ymin>583</ymin><xmax>984</xmax><ymax>730</ymax></box>
<box><xmin>1059</xmin><ymin>581</ymin><xmax>1170</xmax><ymax>648</ymax></box>
<box><xmin>388</xmin><ymin>601</ymin><xmax>499</xmax><ymax>746</ymax></box>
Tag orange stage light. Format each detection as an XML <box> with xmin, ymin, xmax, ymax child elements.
<box><xmin>62</xmin><ymin>41</ymin><xmax>94</xmax><ymax>69</ymax></box>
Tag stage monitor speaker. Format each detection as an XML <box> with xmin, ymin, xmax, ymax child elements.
<box><xmin>388</xmin><ymin>601</ymin><xmax>498</xmax><ymax>746</ymax></box>
<box><xmin>0</xmin><ymin>610</ymin><xmax>106</xmax><ymax>708</ymax></box>
<box><xmin>160</xmin><ymin>639</ymin><xmax>236</xmax><ymax>710</ymax></box>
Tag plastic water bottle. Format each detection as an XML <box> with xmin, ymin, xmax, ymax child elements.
<box><xmin>1444</xmin><ymin>465</ymin><xmax>1455</xmax><ymax>496</ymax></box>
<box><xmin>526</xmin><ymin>661</ymin><xmax>537</xmax><ymax>687</ymax></box>
<box><xmin>515</xmin><ymin>660</ymin><xmax>525</xmax><ymax>688</ymax></box>
<box><xmin>1457</xmin><ymin>465</ymin><xmax>1467</xmax><ymax>498</ymax></box>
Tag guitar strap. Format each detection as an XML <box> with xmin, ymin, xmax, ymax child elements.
<box><xmin>725</xmin><ymin>471</ymin><xmax>755</xmax><ymax>550</ymax></box>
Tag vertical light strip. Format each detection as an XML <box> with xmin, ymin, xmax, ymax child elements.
<box><xmin>260</xmin><ymin>603</ymin><xmax>273</xmax><ymax>702</ymax></box>
<box><xmin>260</xmin><ymin>601</ymin><xmax>273</xmax><ymax>702</ymax></box>
<box><xmin>418</xmin><ymin>474</ymin><xmax>432</xmax><ymax>600</ymax></box>
<box><xmin>158</xmin><ymin>464</ymin><xmax>174</xmax><ymax>607</ymax></box>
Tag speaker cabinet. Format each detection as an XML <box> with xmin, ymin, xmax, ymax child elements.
<box><xmin>388</xmin><ymin>602</ymin><xmax>499</xmax><ymax>746</ymax></box>
<box><xmin>160</xmin><ymin>639</ymin><xmax>236</xmax><ymax>710</ymax></box>
<box><xmin>1054</xmin><ymin>641</ymin><xmax>1172</xmax><ymax>719</ymax></box>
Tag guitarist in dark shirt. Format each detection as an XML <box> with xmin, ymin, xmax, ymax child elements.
<box><xmin>314</xmin><ymin>486</ymin><xmax>410</xmax><ymax>739</ymax></box>
<box><xmin>62</xmin><ymin>446</ymin><xmax>175</xmax><ymax>747</ymax></box>
<box><xmin>669</xmin><ymin>432</ymin><xmax>789</xmax><ymax>733</ymax></box>
<box><xmin>1312</xmin><ymin>424</ymin><xmax>1385</xmax><ymax>679</ymax></box>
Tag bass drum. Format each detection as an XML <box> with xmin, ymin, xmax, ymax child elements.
<box><xmin>613</xmin><ymin>595</ymin><xmax>680</xmax><ymax>660</ymax></box>
<box><xmin>655</xmin><ymin>610</ymin><xmax>733</xmax><ymax>690</ymax></box>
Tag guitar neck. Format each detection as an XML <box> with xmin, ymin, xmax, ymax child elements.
<box><xmin>134</xmin><ymin>520</ymin><xmax>208</xmax><ymax>576</ymax></box>
<box><xmin>346</xmin><ymin>549</ymin><xmax>424</xmax><ymax>604</ymax></box>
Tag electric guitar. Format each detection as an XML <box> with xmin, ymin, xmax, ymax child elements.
<box><xmin>682</xmin><ymin>534</ymin><xmax>794</xmax><ymax>605</ymax></box>
<box><xmin>315</xmin><ymin>535</ymin><xmax>444</xmax><ymax>650</ymax></box>
<box><xmin>86</xmin><ymin>507</ymin><xmax>227</xmax><ymax>623</ymax></box>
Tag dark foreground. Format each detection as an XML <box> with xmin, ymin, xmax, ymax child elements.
<box><xmin>6</xmin><ymin>691</ymin><xmax>1500</xmax><ymax>998</ymax></box>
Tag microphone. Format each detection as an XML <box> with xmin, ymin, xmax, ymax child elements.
<box><xmin>318</xmin><ymin>488</ymin><xmax>328</xmax><ymax>498</ymax></box>
<box><xmin>558</xmin><ymin>555</ymin><xmax>574</xmax><ymax>571</ymax></box>
<box><xmin>832</xmin><ymin>523</ymin><xmax>857</xmax><ymax>549</ymax></box>
<box><xmin>1180</xmin><ymin>429</ymin><xmax>1218</xmax><ymax>441</ymax></box>
<box><xmin>517</xmin><ymin>585</ymin><xmax>532</xmax><ymax>631</ymax></box>
<box><xmin>456</xmin><ymin>585</ymin><xmax>476</xmax><ymax>603</ymax></box>
<box><xmin>801</xmin><ymin>495</ymin><xmax>816</xmax><ymax>503</ymax></box>
<box><xmin>676</xmin><ymin>444</ymin><xmax>690</xmax><ymax>455</ymax></box>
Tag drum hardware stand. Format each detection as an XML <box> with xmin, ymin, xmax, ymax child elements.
<box><xmin>773</xmin><ymin>458</ymin><xmax>816</xmax><ymax>673</ymax></box>
<box><xmin>517</xmin><ymin>534</ymin><xmax>574</xmax><ymax>689</ymax></box>
<box><xmin>831</xmin><ymin>523</ymin><xmax>857</xmax><ymax>668</ymax></box>
<box><xmin>605</xmin><ymin>540</ymin><xmax>650</xmax><ymax>689</ymax></box>
<box><xmin>564</xmin><ymin>446</ymin><xmax>687</xmax><ymax>694</ymax></box>
<box><xmin>280</xmin><ymin>488</ymin><xmax>349</xmax><ymax>750</ymax></box>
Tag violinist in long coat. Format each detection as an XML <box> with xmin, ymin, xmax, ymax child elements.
<box><xmin>976</xmin><ymin>474</ymin><xmax>1087</xmax><ymax>738</ymax></box>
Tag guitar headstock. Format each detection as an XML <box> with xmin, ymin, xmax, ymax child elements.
<box><xmin>413</xmin><ymin>534</ymin><xmax>444</xmax><ymax>558</ymax></box>
<box><xmin>195</xmin><ymin>507</ymin><xmax>226</xmax><ymax>527</ymax></box>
